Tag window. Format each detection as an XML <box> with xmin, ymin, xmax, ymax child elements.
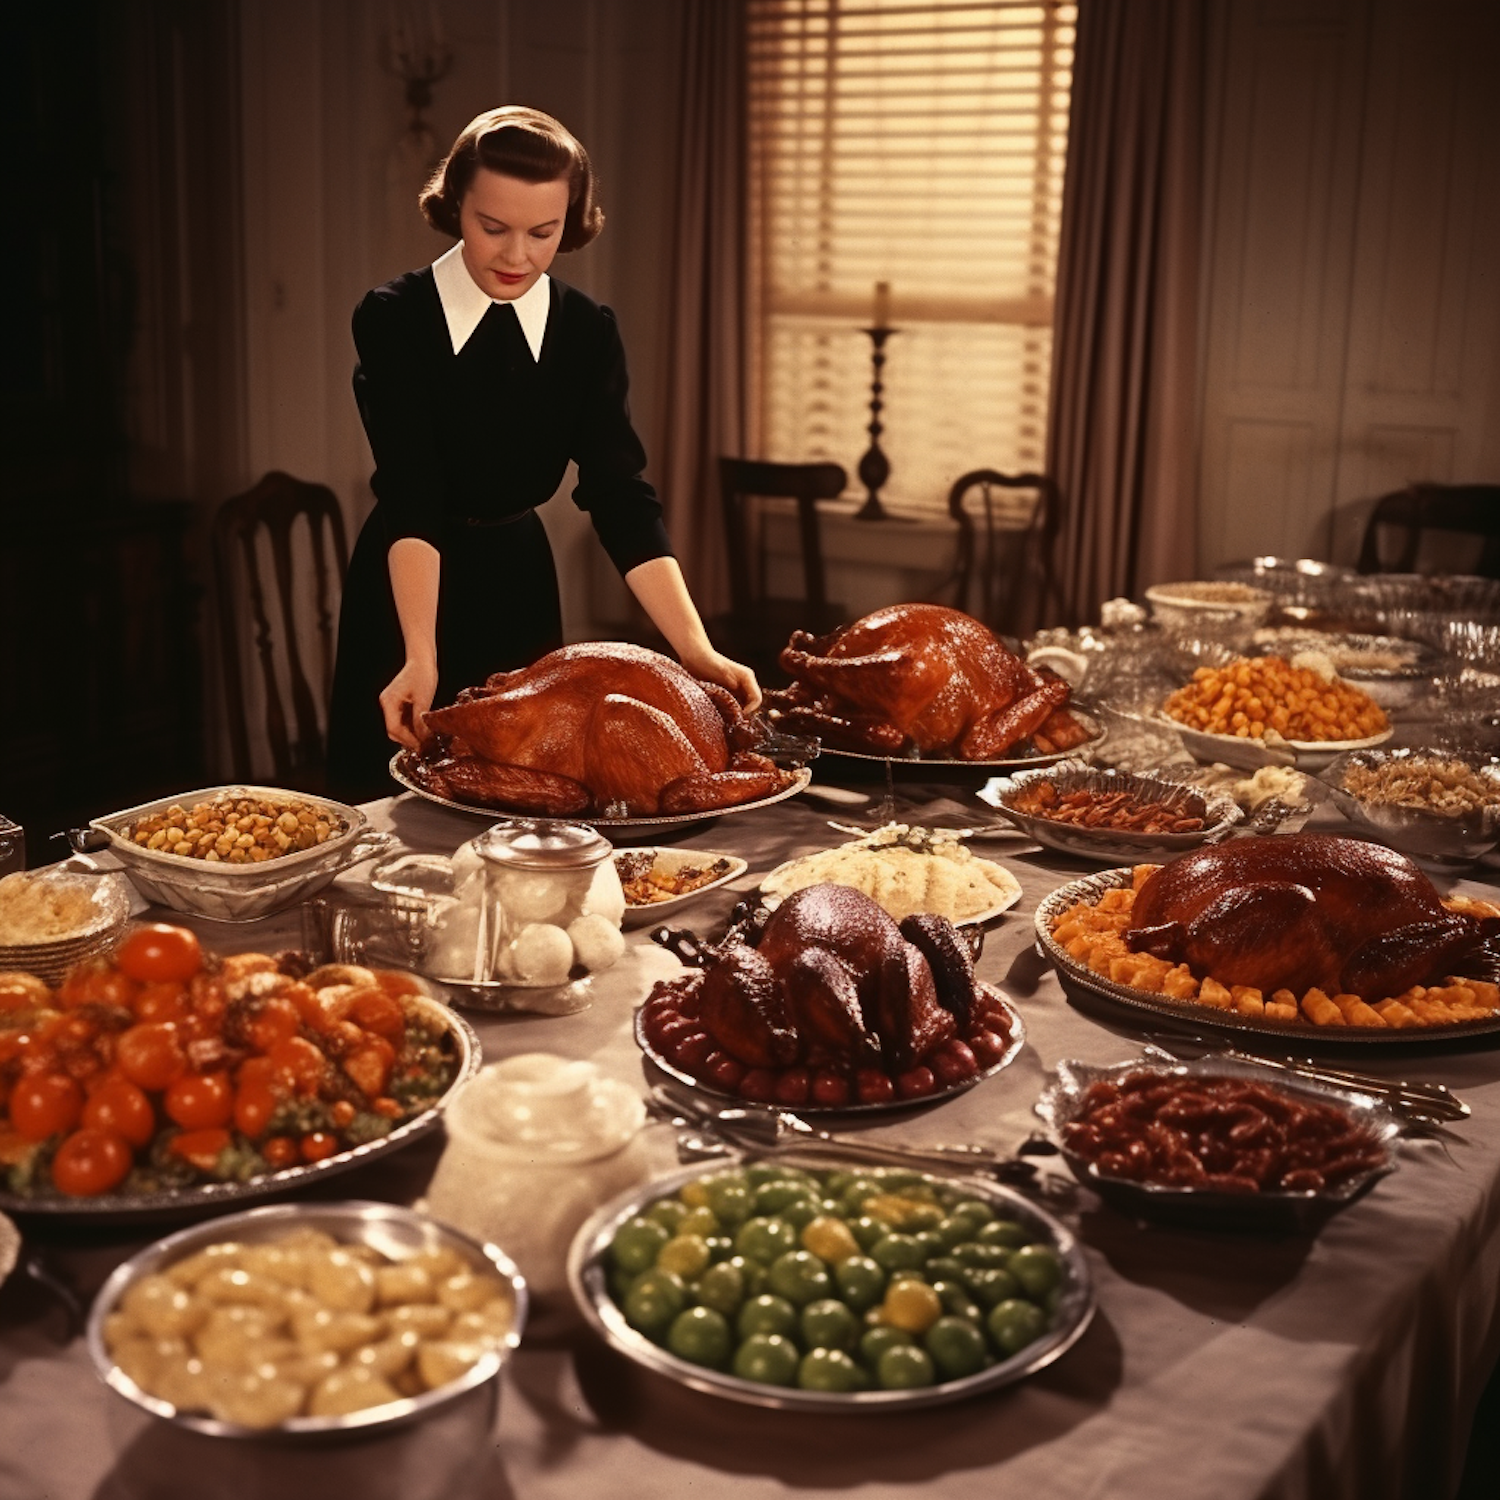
<box><xmin>747</xmin><ymin>0</ymin><xmax>1075</xmax><ymax>516</ymax></box>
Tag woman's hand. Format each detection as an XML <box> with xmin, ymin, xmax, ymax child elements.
<box><xmin>379</xmin><ymin>658</ymin><xmax>439</xmax><ymax>749</ymax></box>
<box><xmin>679</xmin><ymin>645</ymin><xmax>762</xmax><ymax>714</ymax></box>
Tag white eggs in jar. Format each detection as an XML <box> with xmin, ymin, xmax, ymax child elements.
<box><xmin>508</xmin><ymin>923</ymin><xmax>575</xmax><ymax>986</ymax></box>
<box><xmin>567</xmin><ymin>912</ymin><xmax>625</xmax><ymax>973</ymax></box>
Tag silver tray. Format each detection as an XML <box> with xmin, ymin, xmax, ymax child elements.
<box><xmin>87</xmin><ymin>785</ymin><xmax>392</xmax><ymax>923</ymax></box>
<box><xmin>814</xmin><ymin>710</ymin><xmax>1104</xmax><ymax>771</ymax></box>
<box><xmin>1034</xmin><ymin>867</ymin><xmax>1500</xmax><ymax>1047</ymax></box>
<box><xmin>977</xmin><ymin>761</ymin><xmax>1242</xmax><ymax>862</ymax></box>
<box><xmin>634</xmin><ymin>982</ymin><xmax>1026</xmax><ymax>1115</ymax></box>
<box><xmin>391</xmin><ymin>754</ymin><xmax>813</xmax><ymax>833</ymax></box>
<box><xmin>1035</xmin><ymin>1055</ymin><xmax>1402</xmax><ymax>1232</ymax></box>
<box><xmin>0</xmin><ymin>991</ymin><xmax>480</xmax><ymax>1222</ymax></box>
<box><xmin>88</xmin><ymin>1199</ymin><xmax>526</xmax><ymax>1438</ymax></box>
<box><xmin>567</xmin><ymin>1157</ymin><xmax>1094</xmax><ymax>1411</ymax></box>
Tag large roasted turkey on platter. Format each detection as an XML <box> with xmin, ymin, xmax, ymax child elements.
<box><xmin>1126</xmin><ymin>831</ymin><xmax>1500</xmax><ymax>1002</ymax></box>
<box><xmin>763</xmin><ymin>602</ymin><xmax>1091</xmax><ymax>759</ymax></box>
<box><xmin>410</xmin><ymin>643</ymin><xmax>794</xmax><ymax>817</ymax></box>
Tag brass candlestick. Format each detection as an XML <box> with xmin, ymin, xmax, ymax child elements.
<box><xmin>855</xmin><ymin>326</ymin><xmax>897</xmax><ymax>521</ymax></box>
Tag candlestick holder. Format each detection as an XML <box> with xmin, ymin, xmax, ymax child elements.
<box><xmin>855</xmin><ymin>327</ymin><xmax>897</xmax><ymax>521</ymax></box>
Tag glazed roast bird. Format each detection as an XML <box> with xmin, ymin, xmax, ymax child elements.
<box><xmin>412</xmin><ymin>642</ymin><xmax>793</xmax><ymax>817</ymax></box>
<box><xmin>1125</xmin><ymin>832</ymin><xmax>1500</xmax><ymax>1001</ymax></box>
<box><xmin>763</xmin><ymin>602</ymin><xmax>1091</xmax><ymax>759</ymax></box>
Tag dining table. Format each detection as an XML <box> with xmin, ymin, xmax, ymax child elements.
<box><xmin>2</xmin><ymin>769</ymin><xmax>1499</xmax><ymax>1500</ymax></box>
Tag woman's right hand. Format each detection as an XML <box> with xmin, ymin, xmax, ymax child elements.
<box><xmin>379</xmin><ymin>658</ymin><xmax>439</xmax><ymax>749</ymax></box>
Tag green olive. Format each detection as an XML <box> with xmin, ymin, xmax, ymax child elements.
<box><xmin>610</xmin><ymin>1217</ymin><xmax>670</xmax><ymax>1275</ymax></box>
<box><xmin>986</xmin><ymin>1297</ymin><xmax>1048</xmax><ymax>1357</ymax></box>
<box><xmin>732</xmin><ymin>1333</ymin><xmax>800</xmax><ymax>1386</ymax></box>
<box><xmin>695</xmin><ymin>1258</ymin><xmax>746</xmax><ymax>1317</ymax></box>
<box><xmin>924</xmin><ymin>1315</ymin><xmax>988</xmax><ymax>1380</ymax></box>
<box><xmin>876</xmin><ymin>1343</ymin><xmax>937</xmax><ymax>1390</ymax></box>
<box><xmin>766</xmin><ymin>1250</ymin><xmax>833</xmax><ymax>1307</ymax></box>
<box><xmin>1008</xmin><ymin>1244</ymin><xmax>1063</xmax><ymax>1300</ymax></box>
<box><xmin>800</xmin><ymin>1297</ymin><xmax>860</xmax><ymax>1352</ymax></box>
<box><xmin>736</xmin><ymin>1293</ymin><xmax>798</xmax><ymax>1340</ymax></box>
<box><xmin>833</xmin><ymin>1255</ymin><xmax>886</xmax><ymax>1313</ymax></box>
<box><xmin>623</xmin><ymin>1270</ymin><xmax>686</xmax><ymax>1340</ymax></box>
<box><xmin>666</xmin><ymin>1305</ymin><xmax>732</xmax><ymax>1367</ymax></box>
<box><xmin>797</xmin><ymin>1347</ymin><xmax>865</xmax><ymax>1392</ymax></box>
<box><xmin>734</xmin><ymin>1216</ymin><xmax>799</xmax><ymax>1265</ymax></box>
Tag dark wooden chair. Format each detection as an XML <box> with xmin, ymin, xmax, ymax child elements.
<box><xmin>711</xmin><ymin>458</ymin><xmax>850</xmax><ymax>680</ymax></box>
<box><xmin>212</xmin><ymin>471</ymin><xmax>349</xmax><ymax>788</ymax></box>
<box><xmin>1356</xmin><ymin>483</ymin><xmax>1500</xmax><ymax>578</ymax></box>
<box><xmin>938</xmin><ymin>469</ymin><xmax>1058</xmax><ymax>638</ymax></box>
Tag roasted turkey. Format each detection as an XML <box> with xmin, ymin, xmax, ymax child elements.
<box><xmin>696</xmin><ymin>884</ymin><xmax>975</xmax><ymax>1072</ymax></box>
<box><xmin>413</xmin><ymin>643</ymin><xmax>792</xmax><ymax>817</ymax></box>
<box><xmin>1126</xmin><ymin>832</ymin><xmax>1500</xmax><ymax>1001</ymax></box>
<box><xmin>763</xmin><ymin>602</ymin><xmax>1090</xmax><ymax>759</ymax></box>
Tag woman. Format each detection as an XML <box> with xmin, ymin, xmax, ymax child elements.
<box><xmin>326</xmin><ymin>106</ymin><xmax>758</xmax><ymax>802</ymax></box>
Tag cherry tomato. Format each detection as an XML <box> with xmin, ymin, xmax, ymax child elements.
<box><xmin>233</xmin><ymin>1078</ymin><xmax>278</xmax><ymax>1139</ymax></box>
<box><xmin>168</xmin><ymin>1127</ymin><xmax>231</xmax><ymax>1173</ymax></box>
<box><xmin>164</xmin><ymin>1071</ymin><xmax>233</xmax><ymax>1130</ymax></box>
<box><xmin>344</xmin><ymin>989</ymin><xmax>405</xmax><ymax>1040</ymax></box>
<box><xmin>116</xmin><ymin>924</ymin><xmax>204</xmax><ymax>983</ymax></box>
<box><xmin>52</xmin><ymin>1127</ymin><xmax>133</xmax><ymax>1196</ymax></box>
<box><xmin>248</xmin><ymin>997</ymin><xmax>302</xmax><ymax>1052</ymax></box>
<box><xmin>9</xmin><ymin>1073</ymin><xmax>84</xmax><ymax>1141</ymax></box>
<box><xmin>57</xmin><ymin>960</ymin><xmax>138</xmax><ymax>1011</ymax></box>
<box><xmin>133</xmin><ymin>980</ymin><xmax>190</xmax><ymax>1023</ymax></box>
<box><xmin>188</xmin><ymin>971</ymin><xmax>228</xmax><ymax>1024</ymax></box>
<box><xmin>268</xmin><ymin>1036</ymin><xmax>327</xmax><ymax>1096</ymax></box>
<box><xmin>737</xmin><ymin>1068</ymin><xmax>777</xmax><ymax>1104</ymax></box>
<box><xmin>300</xmin><ymin>1131</ymin><xmax>339</xmax><ymax>1163</ymax></box>
<box><xmin>894</xmin><ymin>1065</ymin><xmax>938</xmax><ymax>1100</ymax></box>
<box><xmin>811</xmin><ymin>1069</ymin><xmax>852</xmax><ymax>1107</ymax></box>
<box><xmin>328</xmin><ymin>1100</ymin><xmax>356</xmax><ymax>1128</ymax></box>
<box><xmin>116</xmin><ymin>1023</ymin><xmax>188</xmax><ymax>1092</ymax></box>
<box><xmin>82</xmin><ymin>1075</ymin><xmax>156</xmax><ymax>1149</ymax></box>
<box><xmin>262</xmin><ymin>1136</ymin><xmax>299</xmax><ymax>1169</ymax></box>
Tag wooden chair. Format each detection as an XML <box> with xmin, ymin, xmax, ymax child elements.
<box><xmin>711</xmin><ymin>458</ymin><xmax>850</xmax><ymax>679</ymax></box>
<box><xmin>939</xmin><ymin>469</ymin><xmax>1058</xmax><ymax>638</ymax></box>
<box><xmin>1356</xmin><ymin>483</ymin><xmax>1500</xmax><ymax>578</ymax></box>
<box><xmin>212</xmin><ymin>471</ymin><xmax>349</xmax><ymax>787</ymax></box>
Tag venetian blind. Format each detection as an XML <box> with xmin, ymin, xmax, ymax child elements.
<box><xmin>747</xmin><ymin>0</ymin><xmax>1075</xmax><ymax>516</ymax></box>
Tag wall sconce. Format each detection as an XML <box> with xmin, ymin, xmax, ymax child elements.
<box><xmin>383</xmin><ymin>0</ymin><xmax>452</xmax><ymax>157</ymax></box>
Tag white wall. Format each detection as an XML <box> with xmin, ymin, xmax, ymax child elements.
<box><xmin>1197</xmin><ymin>0</ymin><xmax>1500</xmax><ymax>573</ymax></box>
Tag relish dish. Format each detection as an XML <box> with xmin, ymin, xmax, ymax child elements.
<box><xmin>86</xmin><ymin>785</ymin><xmax>391</xmax><ymax>922</ymax></box>
<box><xmin>1035</xmin><ymin>1056</ymin><xmax>1401</xmax><ymax>1232</ymax></box>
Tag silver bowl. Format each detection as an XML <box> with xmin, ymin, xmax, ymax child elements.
<box><xmin>86</xmin><ymin>785</ymin><xmax>392</xmax><ymax>922</ymax></box>
<box><xmin>1321</xmin><ymin>747</ymin><xmax>1500</xmax><ymax>868</ymax></box>
<box><xmin>978</xmin><ymin>760</ymin><xmax>1241</xmax><ymax>861</ymax></box>
<box><xmin>1034</xmin><ymin>1056</ymin><xmax>1402</xmax><ymax>1233</ymax></box>
<box><xmin>568</xmin><ymin>1156</ymin><xmax>1094</xmax><ymax>1412</ymax></box>
<box><xmin>88</xmin><ymin>1199</ymin><xmax>527</xmax><ymax>1438</ymax></box>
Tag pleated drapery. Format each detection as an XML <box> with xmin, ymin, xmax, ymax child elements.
<box><xmin>1046</xmin><ymin>0</ymin><xmax>1207</xmax><ymax>626</ymax></box>
<box><xmin>651</xmin><ymin>0</ymin><xmax>750</xmax><ymax>617</ymax></box>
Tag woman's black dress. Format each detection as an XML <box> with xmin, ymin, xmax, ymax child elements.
<box><xmin>326</xmin><ymin>270</ymin><xmax>672</xmax><ymax>802</ymax></box>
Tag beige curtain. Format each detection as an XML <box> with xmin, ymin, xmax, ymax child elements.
<box><xmin>651</xmin><ymin>0</ymin><xmax>749</xmax><ymax>617</ymax></box>
<box><xmin>1046</xmin><ymin>0</ymin><xmax>1206</xmax><ymax>626</ymax></box>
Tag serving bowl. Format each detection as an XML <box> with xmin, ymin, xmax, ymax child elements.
<box><xmin>1034</xmin><ymin>1056</ymin><xmax>1402</xmax><ymax>1233</ymax></box>
<box><xmin>978</xmin><ymin>762</ymin><xmax>1241</xmax><ymax>862</ymax></box>
<box><xmin>1145</xmin><ymin>581</ymin><xmax>1274</xmax><ymax>634</ymax></box>
<box><xmin>88</xmin><ymin>1199</ymin><xmax>527</xmax><ymax>1438</ymax></box>
<box><xmin>568</xmin><ymin>1157</ymin><xmax>1093</xmax><ymax>1411</ymax></box>
<box><xmin>1322</xmin><ymin>747</ymin><xmax>1500</xmax><ymax>868</ymax></box>
<box><xmin>85</xmin><ymin>785</ymin><xmax>392</xmax><ymax>922</ymax></box>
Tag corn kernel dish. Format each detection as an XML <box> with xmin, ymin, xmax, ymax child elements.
<box><xmin>1035</xmin><ymin>867</ymin><xmax>1500</xmax><ymax>1041</ymax></box>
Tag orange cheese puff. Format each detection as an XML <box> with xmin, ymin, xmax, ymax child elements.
<box><xmin>1373</xmin><ymin>998</ymin><xmax>1420</xmax><ymax>1029</ymax></box>
<box><xmin>1162</xmin><ymin>966</ymin><xmax>1200</xmax><ymax>1000</ymax></box>
<box><xmin>1301</xmin><ymin>988</ymin><xmax>1344</xmax><ymax>1026</ymax></box>
<box><xmin>1199</xmin><ymin>977</ymin><xmax>1233</xmax><ymax>1010</ymax></box>
<box><xmin>1332</xmin><ymin>993</ymin><xmax>1386</xmax><ymax>1027</ymax></box>
<box><xmin>1264</xmin><ymin>1001</ymin><xmax>1299</xmax><ymax>1023</ymax></box>
<box><xmin>1230</xmin><ymin>985</ymin><xmax>1265</xmax><ymax>1017</ymax></box>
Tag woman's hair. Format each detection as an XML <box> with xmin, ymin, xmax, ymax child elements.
<box><xmin>419</xmin><ymin>106</ymin><xmax>603</xmax><ymax>250</ymax></box>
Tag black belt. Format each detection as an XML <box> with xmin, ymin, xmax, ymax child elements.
<box><xmin>459</xmin><ymin>508</ymin><xmax>536</xmax><ymax>528</ymax></box>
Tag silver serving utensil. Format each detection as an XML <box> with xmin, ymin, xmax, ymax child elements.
<box><xmin>1139</xmin><ymin>1035</ymin><xmax>1469</xmax><ymax>1126</ymax></box>
<box><xmin>648</xmin><ymin>1085</ymin><xmax>1051</xmax><ymax>1187</ymax></box>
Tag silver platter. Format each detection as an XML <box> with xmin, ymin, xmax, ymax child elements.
<box><xmin>0</xmin><ymin>992</ymin><xmax>480</xmax><ymax>1222</ymax></box>
<box><xmin>1035</xmin><ymin>1055</ymin><xmax>1403</xmax><ymax>1232</ymax></box>
<box><xmin>813</xmin><ymin>710</ymin><xmax>1104</xmax><ymax>772</ymax></box>
<box><xmin>567</xmin><ymin>1157</ymin><xmax>1094</xmax><ymax>1412</ymax></box>
<box><xmin>634</xmin><ymin>982</ymin><xmax>1026</xmax><ymax>1116</ymax></box>
<box><xmin>390</xmin><ymin>754</ymin><xmax>813</xmax><ymax>833</ymax></box>
<box><xmin>978</xmin><ymin>760</ymin><xmax>1242</xmax><ymax>862</ymax></box>
<box><xmin>1034</xmin><ymin>867</ymin><xmax>1500</xmax><ymax>1048</ymax></box>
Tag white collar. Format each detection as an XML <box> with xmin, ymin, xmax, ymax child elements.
<box><xmin>431</xmin><ymin>243</ymin><xmax>550</xmax><ymax>360</ymax></box>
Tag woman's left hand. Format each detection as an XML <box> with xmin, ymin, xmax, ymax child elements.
<box><xmin>680</xmin><ymin>646</ymin><xmax>762</xmax><ymax>713</ymax></box>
